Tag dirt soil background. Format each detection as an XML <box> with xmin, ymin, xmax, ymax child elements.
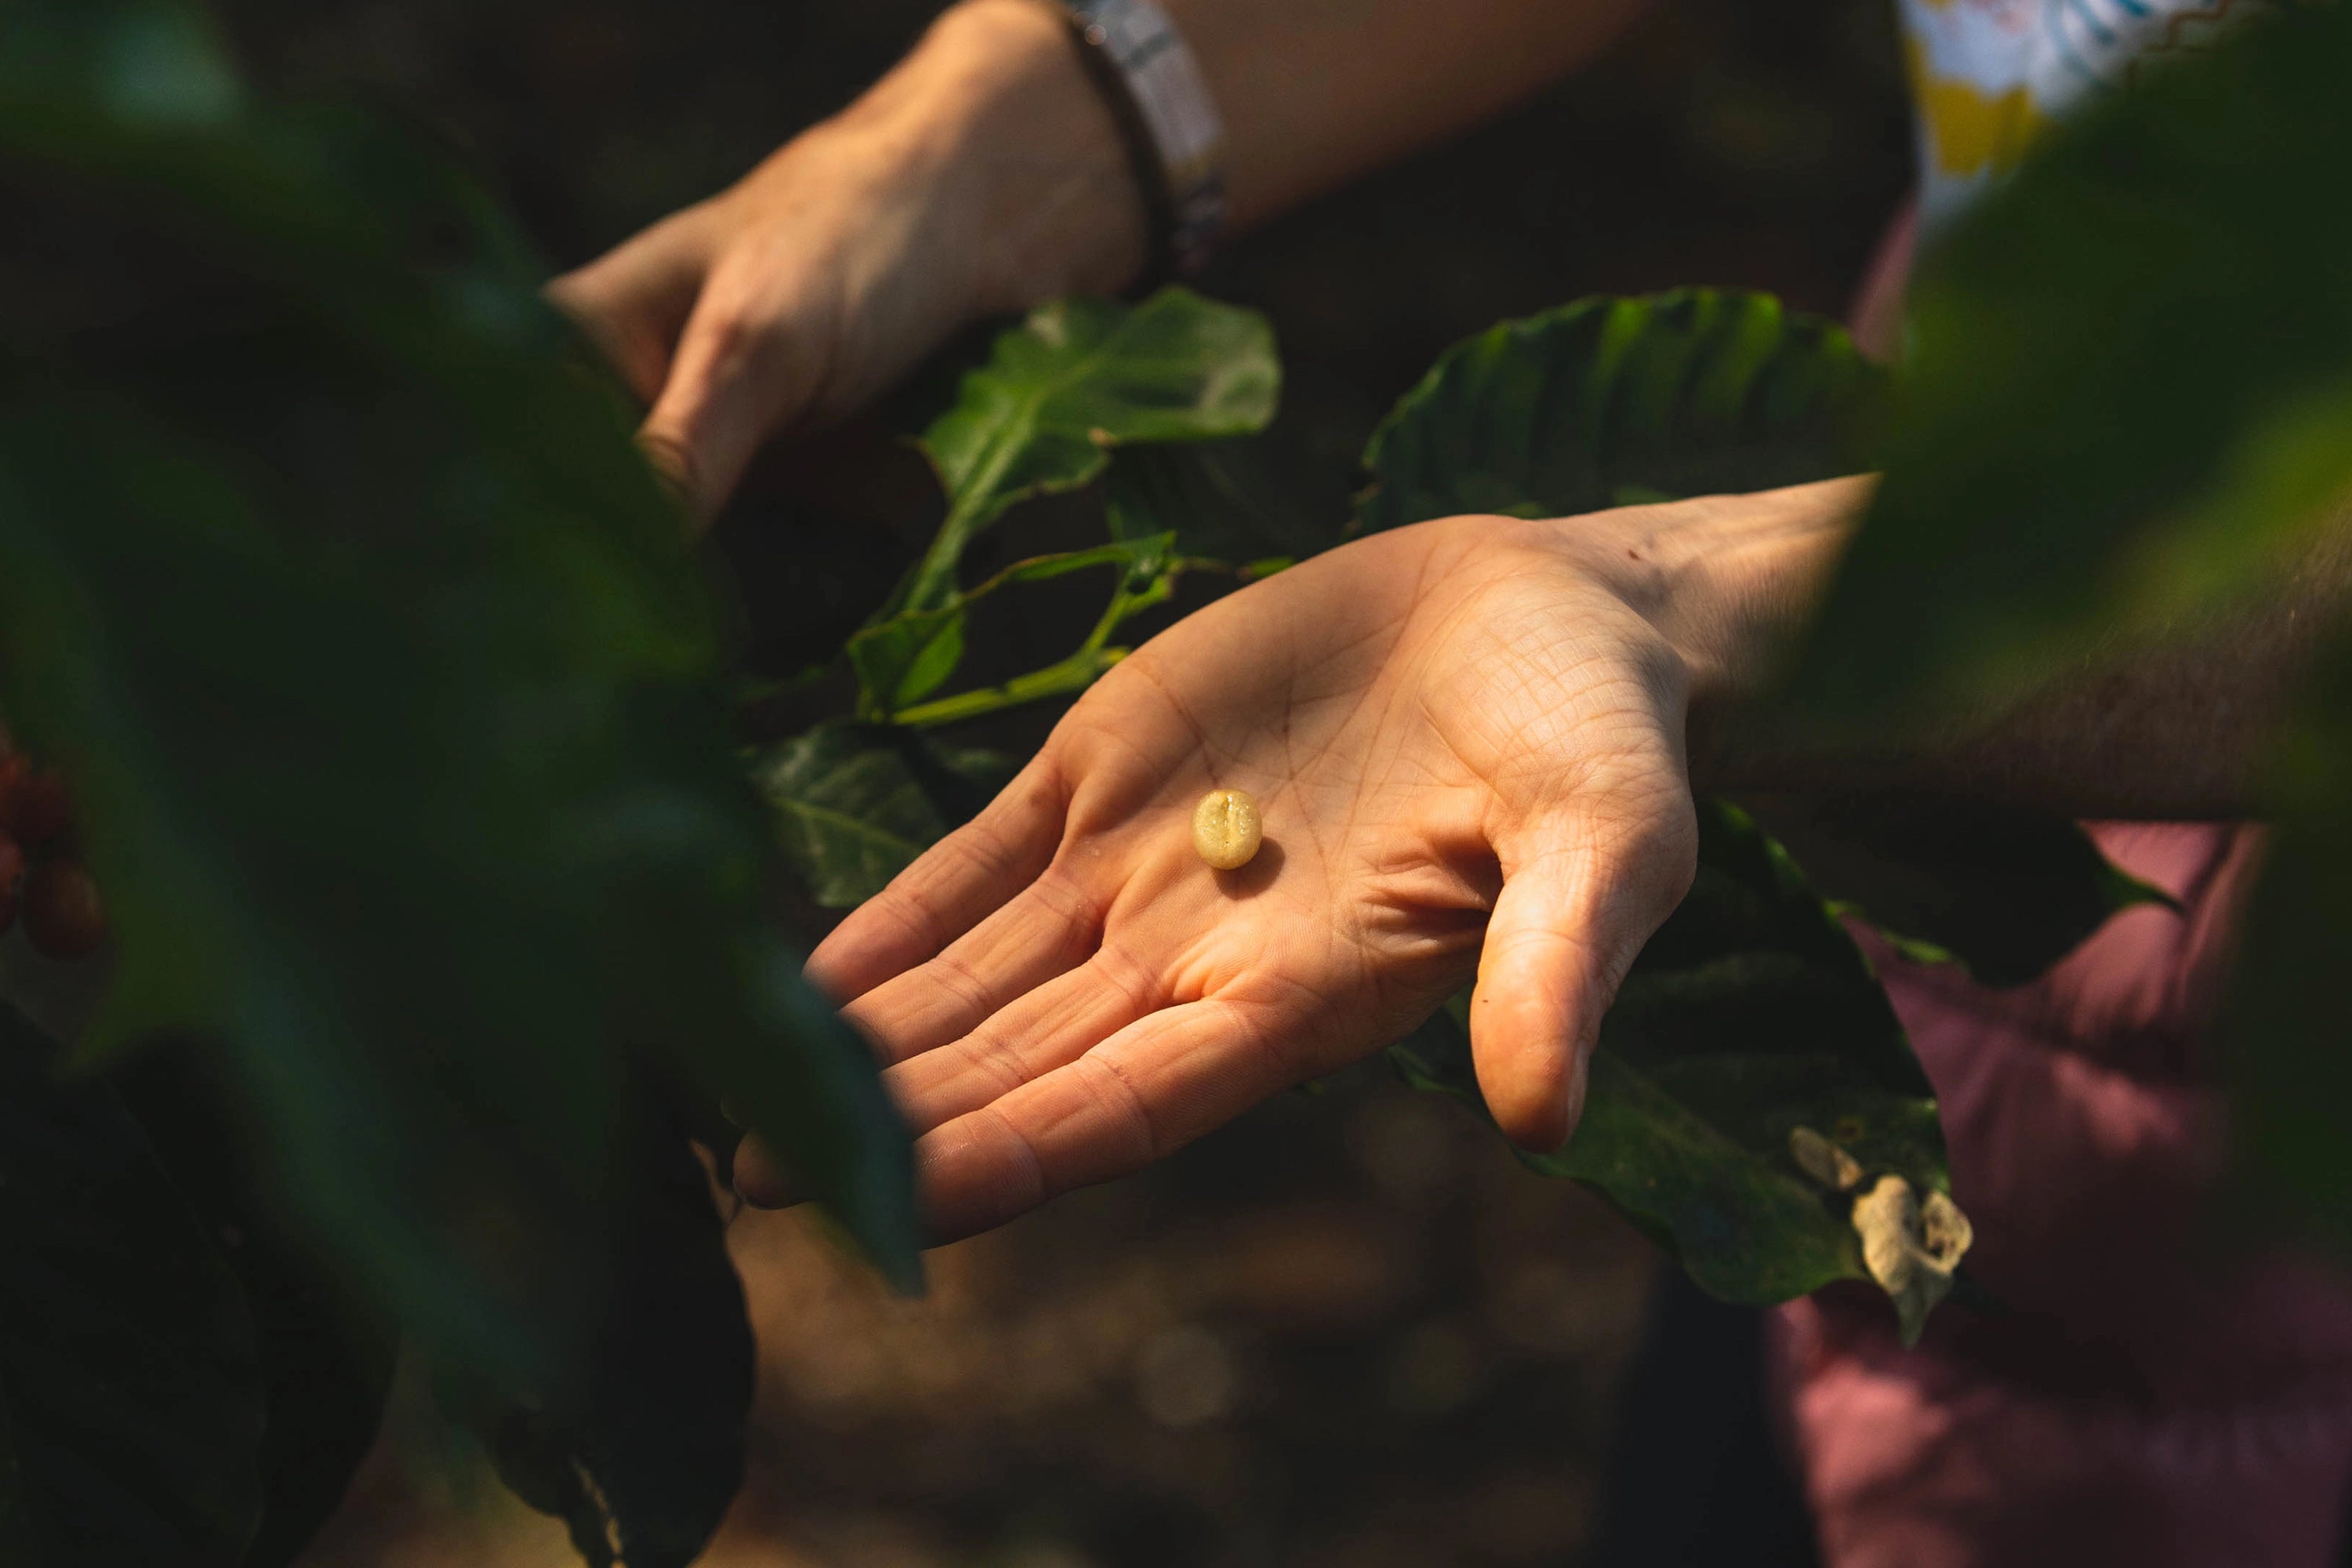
<box><xmin>217</xmin><ymin>2</ymin><xmax>1915</xmax><ymax>1563</ymax></box>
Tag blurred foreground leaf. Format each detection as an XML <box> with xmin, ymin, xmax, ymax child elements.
<box><xmin>1791</xmin><ymin>4</ymin><xmax>2352</xmax><ymax>718</ymax></box>
<box><xmin>0</xmin><ymin>1001</ymin><xmax>265</xmax><ymax>1565</ymax></box>
<box><xmin>0</xmin><ymin>0</ymin><xmax>918</xmax><ymax>1394</ymax></box>
<box><xmin>2227</xmin><ymin>641</ymin><xmax>2352</xmax><ymax>1252</ymax></box>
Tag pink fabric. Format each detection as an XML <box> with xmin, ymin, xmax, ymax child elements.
<box><xmin>1766</xmin><ymin>828</ymin><xmax>2352</xmax><ymax>1566</ymax></box>
<box><xmin>1847</xmin><ymin>197</ymin><xmax>1918</xmax><ymax>364</ymax></box>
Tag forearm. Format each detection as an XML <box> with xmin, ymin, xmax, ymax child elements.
<box><xmin>1589</xmin><ymin>479</ymin><xmax>2348</xmax><ymax>819</ymax></box>
<box><xmin>1159</xmin><ymin>0</ymin><xmax>1657</xmax><ymax>229</ymax></box>
<box><xmin>891</xmin><ymin>0</ymin><xmax>1657</xmax><ymax>309</ymax></box>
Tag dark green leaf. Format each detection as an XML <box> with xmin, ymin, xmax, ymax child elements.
<box><xmin>2224</xmin><ymin>640</ymin><xmax>2352</xmax><ymax>1254</ymax></box>
<box><xmin>109</xmin><ymin>1046</ymin><xmax>398</xmax><ymax>1568</ymax></box>
<box><xmin>490</xmin><ymin>1088</ymin><xmax>752</xmax><ymax>1568</ymax></box>
<box><xmin>895</xmin><ymin>288</ymin><xmax>1279</xmax><ymax>613</ymax></box>
<box><xmin>1389</xmin><ymin>803</ymin><xmax>1955</xmax><ymax>1311</ymax></box>
<box><xmin>0</xmin><ymin>37</ymin><xmax>919</xmax><ymax>1374</ymax></box>
<box><xmin>1358</xmin><ymin>289</ymin><xmax>1883</xmax><ymax>534</ymax></box>
<box><xmin>0</xmin><ymin>1001</ymin><xmax>265</xmax><ymax>1565</ymax></box>
<box><xmin>754</xmin><ymin>723</ymin><xmax>1015</xmax><ymax>907</ymax></box>
<box><xmin>1788</xmin><ymin>5</ymin><xmax>2352</xmax><ymax>719</ymax></box>
<box><xmin>1741</xmin><ymin>793</ymin><xmax>2173</xmax><ymax>987</ymax></box>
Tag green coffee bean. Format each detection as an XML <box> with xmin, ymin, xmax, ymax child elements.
<box><xmin>1192</xmin><ymin>788</ymin><xmax>1262</xmax><ymax>870</ymax></box>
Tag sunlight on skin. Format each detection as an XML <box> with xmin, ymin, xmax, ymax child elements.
<box><xmin>736</xmin><ymin>484</ymin><xmax>1866</xmax><ymax>1243</ymax></box>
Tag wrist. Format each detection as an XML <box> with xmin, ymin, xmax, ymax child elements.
<box><xmin>891</xmin><ymin>0</ymin><xmax>1152</xmax><ymax>312</ymax></box>
<box><xmin>1548</xmin><ymin>480</ymin><xmax>1869</xmax><ymax>789</ymax></box>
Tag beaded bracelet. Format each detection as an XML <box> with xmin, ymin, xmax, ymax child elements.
<box><xmin>1053</xmin><ymin>0</ymin><xmax>1229</xmax><ymax>278</ymax></box>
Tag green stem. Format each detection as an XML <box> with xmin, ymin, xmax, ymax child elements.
<box><xmin>899</xmin><ymin>495</ymin><xmax>986</xmax><ymax>618</ymax></box>
<box><xmin>892</xmin><ymin>648</ymin><xmax>1127</xmax><ymax>728</ymax></box>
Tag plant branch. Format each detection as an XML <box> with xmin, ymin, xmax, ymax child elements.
<box><xmin>892</xmin><ymin>648</ymin><xmax>1127</xmax><ymax>728</ymax></box>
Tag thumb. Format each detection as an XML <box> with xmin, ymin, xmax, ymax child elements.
<box><xmin>1469</xmin><ymin>796</ymin><xmax>1697</xmax><ymax>1152</ymax></box>
<box><xmin>637</xmin><ymin>279</ymin><xmax>823</xmax><ymax>524</ymax></box>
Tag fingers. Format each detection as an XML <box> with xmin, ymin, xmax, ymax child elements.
<box><xmin>554</xmin><ymin>207</ymin><xmax>838</xmax><ymax>521</ymax></box>
<box><xmin>546</xmin><ymin>212</ymin><xmax>714</xmax><ymax>405</ymax></box>
<box><xmin>551</xmin><ymin>210</ymin><xmax>803</xmax><ymax>520</ymax></box>
<box><xmin>841</xmin><ymin>867</ymin><xmax>1103</xmax><ymax>1066</ymax></box>
<box><xmin>731</xmin><ymin>949</ymin><xmax>1168</xmax><ymax>1215</ymax></box>
<box><xmin>1468</xmin><ymin>793</ymin><xmax>1697</xmax><ymax>1152</ymax></box>
<box><xmin>731</xmin><ymin>1135</ymin><xmax>796</xmax><ymax>1210</ymax></box>
<box><xmin>741</xmin><ymin>884</ymin><xmax>1140</xmax><ymax>1215</ymax></box>
<box><xmin>913</xmin><ymin>996</ymin><xmax>1301</xmax><ymax>1244</ymax></box>
<box><xmin>883</xmin><ymin>944</ymin><xmax>1162</xmax><ymax>1133</ymax></box>
<box><xmin>808</xmin><ymin>758</ymin><xmax>1070</xmax><ymax>1004</ymax></box>
<box><xmin>636</xmin><ymin>270</ymin><xmax>826</xmax><ymax>521</ymax></box>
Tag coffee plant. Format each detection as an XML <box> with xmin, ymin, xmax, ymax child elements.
<box><xmin>3</xmin><ymin>0</ymin><xmax>2349</xmax><ymax>1565</ymax></box>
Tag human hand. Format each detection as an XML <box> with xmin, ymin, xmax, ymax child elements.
<box><xmin>738</xmin><ymin>483</ymin><xmax>1860</xmax><ymax>1241</ymax></box>
<box><xmin>548</xmin><ymin>0</ymin><xmax>1145</xmax><ymax>521</ymax></box>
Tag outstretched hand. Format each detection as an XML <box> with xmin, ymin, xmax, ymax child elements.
<box><xmin>739</xmin><ymin>485</ymin><xmax>1858</xmax><ymax>1243</ymax></box>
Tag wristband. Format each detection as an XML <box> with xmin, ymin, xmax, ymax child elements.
<box><xmin>1054</xmin><ymin>0</ymin><xmax>1229</xmax><ymax>278</ymax></box>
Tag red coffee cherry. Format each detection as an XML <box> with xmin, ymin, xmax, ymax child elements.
<box><xmin>0</xmin><ymin>833</ymin><xmax>21</xmax><ymax>938</ymax></box>
<box><xmin>24</xmin><ymin>858</ymin><xmax>106</xmax><ymax>960</ymax></box>
<box><xmin>6</xmin><ymin>769</ymin><xmax>76</xmax><ymax>850</ymax></box>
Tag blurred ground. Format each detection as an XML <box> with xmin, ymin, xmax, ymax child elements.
<box><xmin>305</xmin><ymin>1071</ymin><xmax>1656</xmax><ymax>1567</ymax></box>
<box><xmin>230</xmin><ymin>1</ymin><xmax>1913</xmax><ymax>1562</ymax></box>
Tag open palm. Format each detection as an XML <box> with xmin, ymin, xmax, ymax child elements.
<box><xmin>741</xmin><ymin>508</ymin><xmax>1718</xmax><ymax>1240</ymax></box>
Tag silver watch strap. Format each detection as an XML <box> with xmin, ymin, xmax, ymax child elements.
<box><xmin>1063</xmin><ymin>0</ymin><xmax>1229</xmax><ymax>276</ymax></box>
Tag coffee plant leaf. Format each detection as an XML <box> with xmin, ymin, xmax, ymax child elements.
<box><xmin>754</xmin><ymin>723</ymin><xmax>1015</xmax><ymax>907</ymax></box>
<box><xmin>489</xmin><ymin>1091</ymin><xmax>753</xmax><ymax>1568</ymax></box>
<box><xmin>1788</xmin><ymin>4</ymin><xmax>2352</xmax><ymax>720</ymax></box>
<box><xmin>897</xmin><ymin>288</ymin><xmax>1278</xmax><ymax>613</ymax></box>
<box><xmin>1357</xmin><ymin>288</ymin><xmax>1883</xmax><ymax>534</ymax></box>
<box><xmin>1748</xmin><ymin>796</ymin><xmax>2174</xmax><ymax>988</ymax></box>
<box><xmin>0</xmin><ymin>32</ymin><xmax>920</xmax><ymax>1382</ymax></box>
<box><xmin>0</xmin><ymin>1000</ymin><xmax>266</xmax><ymax>1566</ymax></box>
<box><xmin>1389</xmin><ymin>802</ymin><xmax>1962</xmax><ymax>1314</ymax></box>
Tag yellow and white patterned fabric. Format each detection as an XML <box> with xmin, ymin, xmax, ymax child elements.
<box><xmin>1897</xmin><ymin>0</ymin><xmax>2263</xmax><ymax>232</ymax></box>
